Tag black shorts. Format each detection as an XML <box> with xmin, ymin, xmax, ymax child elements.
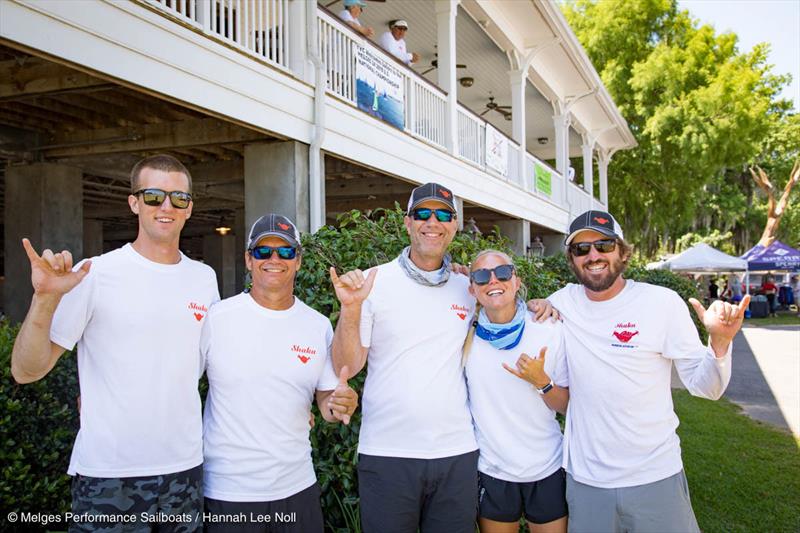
<box><xmin>478</xmin><ymin>468</ymin><xmax>567</xmax><ymax>524</ymax></box>
<box><xmin>204</xmin><ymin>482</ymin><xmax>323</xmax><ymax>533</ymax></box>
<box><xmin>358</xmin><ymin>450</ymin><xmax>479</xmax><ymax>533</ymax></box>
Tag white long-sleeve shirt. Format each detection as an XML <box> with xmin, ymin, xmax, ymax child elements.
<box><xmin>548</xmin><ymin>280</ymin><xmax>732</xmax><ymax>488</ymax></box>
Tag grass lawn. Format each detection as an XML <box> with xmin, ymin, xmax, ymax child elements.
<box><xmin>743</xmin><ymin>310</ymin><xmax>800</xmax><ymax>327</ymax></box>
<box><xmin>674</xmin><ymin>390</ymin><xmax>800</xmax><ymax>533</ymax></box>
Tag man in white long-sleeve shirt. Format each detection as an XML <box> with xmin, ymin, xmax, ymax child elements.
<box><xmin>547</xmin><ymin>210</ymin><xmax>750</xmax><ymax>533</ymax></box>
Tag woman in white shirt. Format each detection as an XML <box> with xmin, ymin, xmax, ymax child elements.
<box><xmin>463</xmin><ymin>249</ymin><xmax>569</xmax><ymax>533</ymax></box>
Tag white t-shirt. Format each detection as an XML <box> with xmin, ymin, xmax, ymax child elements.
<box><xmin>358</xmin><ymin>258</ymin><xmax>478</xmax><ymax>458</ymax></box>
<box><xmin>379</xmin><ymin>31</ymin><xmax>413</xmax><ymax>64</ymax></box>
<box><xmin>50</xmin><ymin>244</ymin><xmax>219</xmax><ymax>478</ymax></box>
<box><xmin>466</xmin><ymin>316</ymin><xmax>568</xmax><ymax>482</ymax></box>
<box><xmin>338</xmin><ymin>9</ymin><xmax>360</xmax><ymax>26</ymax></box>
<box><xmin>201</xmin><ymin>294</ymin><xmax>338</xmax><ymax>502</ymax></box>
<box><xmin>548</xmin><ymin>280</ymin><xmax>732</xmax><ymax>488</ymax></box>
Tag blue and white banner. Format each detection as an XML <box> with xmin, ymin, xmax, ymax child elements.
<box><xmin>355</xmin><ymin>46</ymin><xmax>405</xmax><ymax>130</ymax></box>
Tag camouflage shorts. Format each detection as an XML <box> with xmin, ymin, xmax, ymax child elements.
<box><xmin>69</xmin><ymin>464</ymin><xmax>203</xmax><ymax>533</ymax></box>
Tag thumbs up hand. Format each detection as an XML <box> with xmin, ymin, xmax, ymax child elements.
<box><xmin>327</xmin><ymin>366</ymin><xmax>358</xmax><ymax>425</ymax></box>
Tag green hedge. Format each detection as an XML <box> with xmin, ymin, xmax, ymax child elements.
<box><xmin>0</xmin><ymin>322</ymin><xmax>79</xmax><ymax>530</ymax></box>
<box><xmin>0</xmin><ymin>207</ymin><xmax>701</xmax><ymax>532</ymax></box>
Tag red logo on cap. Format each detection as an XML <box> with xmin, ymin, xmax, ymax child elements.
<box><xmin>594</xmin><ymin>217</ymin><xmax>609</xmax><ymax>225</ymax></box>
<box><xmin>440</xmin><ymin>190</ymin><xmax>451</xmax><ymax>198</ymax></box>
<box><xmin>278</xmin><ymin>223</ymin><xmax>290</xmax><ymax>230</ymax></box>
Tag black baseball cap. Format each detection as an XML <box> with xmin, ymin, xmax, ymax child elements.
<box><xmin>565</xmin><ymin>210</ymin><xmax>624</xmax><ymax>245</ymax></box>
<box><xmin>407</xmin><ymin>182</ymin><xmax>456</xmax><ymax>213</ymax></box>
<box><xmin>247</xmin><ymin>214</ymin><xmax>301</xmax><ymax>249</ymax></box>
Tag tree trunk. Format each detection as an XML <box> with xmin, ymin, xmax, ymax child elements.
<box><xmin>749</xmin><ymin>161</ymin><xmax>800</xmax><ymax>247</ymax></box>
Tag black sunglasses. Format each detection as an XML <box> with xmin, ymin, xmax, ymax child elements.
<box><xmin>569</xmin><ymin>239</ymin><xmax>617</xmax><ymax>257</ymax></box>
<box><xmin>249</xmin><ymin>246</ymin><xmax>297</xmax><ymax>260</ymax></box>
<box><xmin>409</xmin><ymin>208</ymin><xmax>457</xmax><ymax>223</ymax></box>
<box><xmin>133</xmin><ymin>188</ymin><xmax>192</xmax><ymax>209</ymax></box>
<box><xmin>470</xmin><ymin>264</ymin><xmax>515</xmax><ymax>285</ymax></box>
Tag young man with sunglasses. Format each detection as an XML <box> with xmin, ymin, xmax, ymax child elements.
<box><xmin>546</xmin><ymin>210</ymin><xmax>750</xmax><ymax>533</ymax></box>
<box><xmin>11</xmin><ymin>154</ymin><xmax>219</xmax><ymax>531</ymax></box>
<box><xmin>330</xmin><ymin>183</ymin><xmax>555</xmax><ymax>533</ymax></box>
<box><xmin>201</xmin><ymin>214</ymin><xmax>358</xmax><ymax>532</ymax></box>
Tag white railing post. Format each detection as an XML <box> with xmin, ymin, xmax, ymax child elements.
<box><xmin>196</xmin><ymin>0</ymin><xmax>212</xmax><ymax>33</ymax></box>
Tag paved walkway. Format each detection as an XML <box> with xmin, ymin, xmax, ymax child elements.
<box><xmin>673</xmin><ymin>324</ymin><xmax>800</xmax><ymax>437</ymax></box>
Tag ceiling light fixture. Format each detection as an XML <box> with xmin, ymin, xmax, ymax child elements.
<box><xmin>459</xmin><ymin>77</ymin><xmax>474</xmax><ymax>88</ymax></box>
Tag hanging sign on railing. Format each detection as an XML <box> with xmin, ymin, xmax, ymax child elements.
<box><xmin>485</xmin><ymin>124</ymin><xmax>508</xmax><ymax>176</ymax></box>
<box><xmin>535</xmin><ymin>163</ymin><xmax>552</xmax><ymax>196</ymax></box>
<box><xmin>355</xmin><ymin>45</ymin><xmax>405</xmax><ymax>130</ymax></box>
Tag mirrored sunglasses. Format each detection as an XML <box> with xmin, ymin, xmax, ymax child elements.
<box><xmin>249</xmin><ymin>246</ymin><xmax>297</xmax><ymax>260</ymax></box>
<box><xmin>410</xmin><ymin>208</ymin><xmax>456</xmax><ymax>223</ymax></box>
<box><xmin>133</xmin><ymin>188</ymin><xmax>192</xmax><ymax>209</ymax></box>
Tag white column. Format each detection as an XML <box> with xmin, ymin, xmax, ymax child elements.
<box><xmin>553</xmin><ymin>111</ymin><xmax>570</xmax><ymax>176</ymax></box>
<box><xmin>597</xmin><ymin>150</ymin><xmax>610</xmax><ymax>208</ymax></box>
<box><xmin>553</xmin><ymin>109</ymin><xmax>571</xmax><ymax>217</ymax></box>
<box><xmin>435</xmin><ymin>0</ymin><xmax>459</xmax><ymax>154</ymax></box>
<box><xmin>509</xmin><ymin>68</ymin><xmax>527</xmax><ymax>186</ymax></box>
<box><xmin>581</xmin><ymin>135</ymin><xmax>594</xmax><ymax>204</ymax></box>
<box><xmin>455</xmin><ymin>196</ymin><xmax>464</xmax><ymax>231</ymax></box>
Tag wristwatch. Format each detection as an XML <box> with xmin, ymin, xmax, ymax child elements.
<box><xmin>536</xmin><ymin>380</ymin><xmax>554</xmax><ymax>395</ymax></box>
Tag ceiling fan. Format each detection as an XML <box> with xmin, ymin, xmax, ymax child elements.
<box><xmin>480</xmin><ymin>95</ymin><xmax>512</xmax><ymax>120</ymax></box>
<box><xmin>420</xmin><ymin>53</ymin><xmax>467</xmax><ymax>76</ymax></box>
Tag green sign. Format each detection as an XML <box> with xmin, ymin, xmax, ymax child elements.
<box><xmin>535</xmin><ymin>164</ymin><xmax>552</xmax><ymax>196</ymax></box>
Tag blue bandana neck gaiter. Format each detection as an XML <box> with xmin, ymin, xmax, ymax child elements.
<box><xmin>475</xmin><ymin>299</ymin><xmax>526</xmax><ymax>350</ymax></box>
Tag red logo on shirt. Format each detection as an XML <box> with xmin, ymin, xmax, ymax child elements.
<box><xmin>188</xmin><ymin>302</ymin><xmax>208</xmax><ymax>321</ymax></box>
<box><xmin>292</xmin><ymin>344</ymin><xmax>317</xmax><ymax>364</ymax></box>
<box><xmin>451</xmin><ymin>304</ymin><xmax>469</xmax><ymax>320</ymax></box>
<box><xmin>611</xmin><ymin>322</ymin><xmax>638</xmax><ymax>346</ymax></box>
<box><xmin>613</xmin><ymin>330</ymin><xmax>639</xmax><ymax>343</ymax></box>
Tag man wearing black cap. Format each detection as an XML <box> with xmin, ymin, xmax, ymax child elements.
<box><xmin>546</xmin><ymin>210</ymin><xmax>750</xmax><ymax>533</ymax></box>
<box><xmin>330</xmin><ymin>183</ymin><xmax>555</xmax><ymax>533</ymax></box>
<box><xmin>200</xmin><ymin>213</ymin><xmax>358</xmax><ymax>532</ymax></box>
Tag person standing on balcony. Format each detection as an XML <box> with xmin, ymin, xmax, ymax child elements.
<box><xmin>329</xmin><ymin>182</ymin><xmax>556</xmax><ymax>533</ymax></box>
<box><xmin>379</xmin><ymin>20</ymin><xmax>420</xmax><ymax>66</ymax></box>
<box><xmin>201</xmin><ymin>214</ymin><xmax>358</xmax><ymax>532</ymax></box>
<box><xmin>11</xmin><ymin>154</ymin><xmax>219</xmax><ymax>531</ymax></box>
<box><xmin>338</xmin><ymin>0</ymin><xmax>374</xmax><ymax>39</ymax></box>
<box><xmin>546</xmin><ymin>210</ymin><xmax>750</xmax><ymax>533</ymax></box>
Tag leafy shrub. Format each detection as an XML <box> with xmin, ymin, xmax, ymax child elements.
<box><xmin>0</xmin><ymin>320</ymin><xmax>79</xmax><ymax>531</ymax></box>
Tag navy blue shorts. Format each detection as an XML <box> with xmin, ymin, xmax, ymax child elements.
<box><xmin>478</xmin><ymin>468</ymin><xmax>567</xmax><ymax>524</ymax></box>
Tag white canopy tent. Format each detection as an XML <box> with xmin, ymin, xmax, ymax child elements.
<box><xmin>646</xmin><ymin>242</ymin><xmax>748</xmax><ymax>273</ymax></box>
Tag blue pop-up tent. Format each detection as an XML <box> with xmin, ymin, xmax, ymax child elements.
<box><xmin>741</xmin><ymin>240</ymin><xmax>800</xmax><ymax>271</ymax></box>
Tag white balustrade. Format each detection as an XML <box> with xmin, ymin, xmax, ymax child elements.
<box><xmin>145</xmin><ymin>0</ymin><xmax>290</xmax><ymax>70</ymax></box>
<box><xmin>457</xmin><ymin>107</ymin><xmax>484</xmax><ymax>165</ymax></box>
<box><xmin>408</xmin><ymin>78</ymin><xmax>447</xmax><ymax>149</ymax></box>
